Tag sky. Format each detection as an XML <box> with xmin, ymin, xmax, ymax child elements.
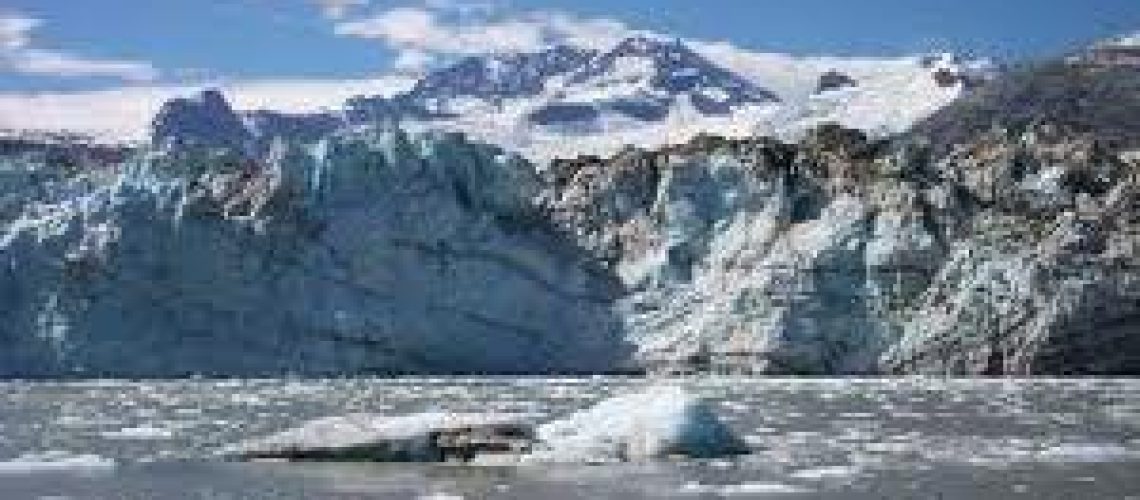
<box><xmin>0</xmin><ymin>0</ymin><xmax>1136</xmax><ymax>137</ymax></box>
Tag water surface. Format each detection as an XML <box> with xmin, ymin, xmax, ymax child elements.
<box><xmin>1</xmin><ymin>377</ymin><xmax>1137</xmax><ymax>499</ymax></box>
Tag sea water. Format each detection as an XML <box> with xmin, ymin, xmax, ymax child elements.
<box><xmin>0</xmin><ymin>377</ymin><xmax>1137</xmax><ymax>499</ymax></box>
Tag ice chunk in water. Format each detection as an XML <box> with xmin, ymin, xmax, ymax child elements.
<box><xmin>226</xmin><ymin>386</ymin><xmax>746</xmax><ymax>464</ymax></box>
<box><xmin>0</xmin><ymin>451</ymin><xmax>116</xmax><ymax>474</ymax></box>
<box><xmin>225</xmin><ymin>412</ymin><xmax>533</xmax><ymax>462</ymax></box>
<box><xmin>526</xmin><ymin>385</ymin><xmax>748</xmax><ymax>462</ymax></box>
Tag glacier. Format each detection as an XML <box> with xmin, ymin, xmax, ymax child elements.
<box><xmin>0</xmin><ymin>127</ymin><xmax>628</xmax><ymax>377</ymax></box>
<box><xmin>4</xmin><ymin>116</ymin><xmax>1137</xmax><ymax>377</ymax></box>
<box><xmin>0</xmin><ymin>43</ymin><xmax>1136</xmax><ymax>377</ymax></box>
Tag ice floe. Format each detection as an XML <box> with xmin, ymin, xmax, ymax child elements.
<box><xmin>224</xmin><ymin>385</ymin><xmax>748</xmax><ymax>464</ymax></box>
<box><xmin>525</xmin><ymin>385</ymin><xmax>748</xmax><ymax>463</ymax></box>
<box><xmin>680</xmin><ymin>481</ymin><xmax>813</xmax><ymax>495</ymax></box>
<box><xmin>224</xmin><ymin>412</ymin><xmax>534</xmax><ymax>462</ymax></box>
<box><xmin>0</xmin><ymin>451</ymin><xmax>116</xmax><ymax>474</ymax></box>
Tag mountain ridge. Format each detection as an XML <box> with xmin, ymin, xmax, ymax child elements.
<box><xmin>144</xmin><ymin>35</ymin><xmax>983</xmax><ymax>160</ymax></box>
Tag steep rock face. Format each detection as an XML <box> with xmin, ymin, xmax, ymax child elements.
<box><xmin>884</xmin><ymin>130</ymin><xmax>1140</xmax><ymax>374</ymax></box>
<box><xmin>541</xmin><ymin>125</ymin><xmax>1139</xmax><ymax>375</ymax></box>
<box><xmin>0</xmin><ymin>129</ymin><xmax>627</xmax><ymax>377</ymax></box>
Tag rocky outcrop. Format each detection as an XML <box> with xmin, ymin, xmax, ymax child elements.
<box><xmin>152</xmin><ymin>91</ymin><xmax>343</xmax><ymax>157</ymax></box>
<box><xmin>816</xmin><ymin>71</ymin><xmax>857</xmax><ymax>93</ymax></box>
<box><xmin>910</xmin><ymin>61</ymin><xmax>1140</xmax><ymax>155</ymax></box>
<box><xmin>151</xmin><ymin>90</ymin><xmax>253</xmax><ymax>152</ymax></box>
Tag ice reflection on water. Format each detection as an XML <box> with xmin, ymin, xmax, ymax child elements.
<box><xmin>0</xmin><ymin>377</ymin><xmax>1138</xmax><ymax>499</ymax></box>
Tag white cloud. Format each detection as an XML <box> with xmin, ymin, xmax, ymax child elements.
<box><xmin>333</xmin><ymin>4</ymin><xmax>636</xmax><ymax>70</ymax></box>
<box><xmin>422</xmin><ymin>0</ymin><xmax>499</xmax><ymax>16</ymax></box>
<box><xmin>392</xmin><ymin>49</ymin><xmax>437</xmax><ymax>72</ymax></box>
<box><xmin>0</xmin><ymin>13</ymin><xmax>158</xmax><ymax>81</ymax></box>
<box><xmin>336</xmin><ymin>7</ymin><xmax>545</xmax><ymax>55</ymax></box>
<box><xmin>0</xmin><ymin>15</ymin><xmax>37</xmax><ymax>49</ymax></box>
<box><xmin>312</xmin><ymin>0</ymin><xmax>370</xmax><ymax>20</ymax></box>
<box><xmin>0</xmin><ymin>76</ymin><xmax>415</xmax><ymax>142</ymax></box>
<box><xmin>8</xmin><ymin>48</ymin><xmax>158</xmax><ymax>81</ymax></box>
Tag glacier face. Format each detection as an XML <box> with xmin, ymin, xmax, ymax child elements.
<box><xmin>2</xmin><ymin>53</ymin><xmax>1137</xmax><ymax>377</ymax></box>
<box><xmin>540</xmin><ymin>124</ymin><xmax>1139</xmax><ymax>375</ymax></box>
<box><xmin>2</xmin><ymin>121</ymin><xmax>1137</xmax><ymax>377</ymax></box>
<box><xmin>0</xmin><ymin>129</ymin><xmax>628</xmax><ymax>377</ymax></box>
<box><xmin>3</xmin><ymin>120</ymin><xmax>1138</xmax><ymax>377</ymax></box>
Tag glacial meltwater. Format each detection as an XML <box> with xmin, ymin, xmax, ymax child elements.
<box><xmin>0</xmin><ymin>378</ymin><xmax>1137</xmax><ymax>499</ymax></box>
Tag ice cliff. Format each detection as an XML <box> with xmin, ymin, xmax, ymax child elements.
<box><xmin>539</xmin><ymin>121</ymin><xmax>1138</xmax><ymax>375</ymax></box>
<box><xmin>0</xmin><ymin>127</ymin><xmax>626</xmax><ymax>377</ymax></box>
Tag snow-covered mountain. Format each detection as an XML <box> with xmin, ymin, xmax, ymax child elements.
<box><xmin>146</xmin><ymin>36</ymin><xmax>992</xmax><ymax>161</ymax></box>
<box><xmin>347</xmin><ymin>36</ymin><xmax>778</xmax><ymax>124</ymax></box>
<box><xmin>369</xmin><ymin>37</ymin><xmax>991</xmax><ymax>160</ymax></box>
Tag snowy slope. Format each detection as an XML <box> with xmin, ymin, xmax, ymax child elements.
<box><xmin>138</xmin><ymin>36</ymin><xmax>989</xmax><ymax>162</ymax></box>
<box><xmin>378</xmin><ymin>40</ymin><xmax>991</xmax><ymax>161</ymax></box>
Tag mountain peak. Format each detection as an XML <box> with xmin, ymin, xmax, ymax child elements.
<box><xmin>567</xmin><ymin>35</ymin><xmax>779</xmax><ymax>114</ymax></box>
<box><xmin>151</xmin><ymin>89</ymin><xmax>252</xmax><ymax>151</ymax></box>
<box><xmin>609</xmin><ymin>34</ymin><xmax>687</xmax><ymax>55</ymax></box>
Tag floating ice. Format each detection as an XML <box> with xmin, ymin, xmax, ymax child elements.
<box><xmin>100</xmin><ymin>425</ymin><xmax>175</xmax><ymax>440</ymax></box>
<box><xmin>0</xmin><ymin>451</ymin><xmax>116</xmax><ymax>474</ymax></box>
<box><xmin>525</xmin><ymin>385</ymin><xmax>748</xmax><ymax>463</ymax></box>
<box><xmin>1036</xmin><ymin>443</ymin><xmax>1139</xmax><ymax>463</ymax></box>
<box><xmin>680</xmin><ymin>481</ymin><xmax>813</xmax><ymax>495</ymax></box>
<box><xmin>225</xmin><ymin>411</ymin><xmax>534</xmax><ymax>462</ymax></box>
<box><xmin>226</xmin><ymin>386</ymin><xmax>747</xmax><ymax>464</ymax></box>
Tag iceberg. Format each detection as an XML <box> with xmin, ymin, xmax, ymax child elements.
<box><xmin>225</xmin><ymin>386</ymin><xmax>748</xmax><ymax>464</ymax></box>
<box><xmin>525</xmin><ymin>386</ymin><xmax>748</xmax><ymax>463</ymax></box>
<box><xmin>225</xmin><ymin>412</ymin><xmax>534</xmax><ymax>462</ymax></box>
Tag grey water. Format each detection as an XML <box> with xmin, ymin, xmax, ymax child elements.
<box><xmin>0</xmin><ymin>377</ymin><xmax>1137</xmax><ymax>499</ymax></box>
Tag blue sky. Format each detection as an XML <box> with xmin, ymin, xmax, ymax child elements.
<box><xmin>1</xmin><ymin>0</ymin><xmax>1137</xmax><ymax>92</ymax></box>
